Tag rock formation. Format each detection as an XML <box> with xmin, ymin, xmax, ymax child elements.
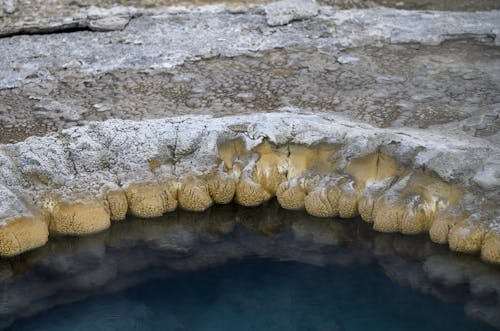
<box><xmin>0</xmin><ymin>113</ymin><xmax>498</xmax><ymax>264</ymax></box>
<box><xmin>0</xmin><ymin>0</ymin><xmax>499</xmax><ymax>263</ymax></box>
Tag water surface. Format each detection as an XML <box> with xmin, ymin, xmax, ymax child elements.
<box><xmin>1</xmin><ymin>203</ymin><xmax>499</xmax><ymax>330</ymax></box>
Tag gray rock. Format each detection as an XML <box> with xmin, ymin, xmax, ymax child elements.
<box><xmin>337</xmin><ymin>54</ymin><xmax>360</xmax><ymax>64</ymax></box>
<box><xmin>2</xmin><ymin>0</ymin><xmax>16</xmax><ymax>14</ymax></box>
<box><xmin>0</xmin><ymin>5</ymin><xmax>137</xmax><ymax>37</ymax></box>
<box><xmin>88</xmin><ymin>15</ymin><xmax>131</xmax><ymax>31</ymax></box>
<box><xmin>264</xmin><ymin>0</ymin><xmax>320</xmax><ymax>26</ymax></box>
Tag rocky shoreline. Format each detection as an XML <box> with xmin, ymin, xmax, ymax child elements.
<box><xmin>0</xmin><ymin>113</ymin><xmax>498</xmax><ymax>263</ymax></box>
<box><xmin>1</xmin><ymin>0</ymin><xmax>499</xmax><ymax>262</ymax></box>
<box><xmin>1</xmin><ymin>203</ymin><xmax>499</xmax><ymax>329</ymax></box>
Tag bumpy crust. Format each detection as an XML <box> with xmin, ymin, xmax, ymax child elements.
<box><xmin>178</xmin><ymin>178</ymin><xmax>213</xmax><ymax>212</ymax></box>
<box><xmin>125</xmin><ymin>182</ymin><xmax>177</xmax><ymax>218</ymax></box>
<box><xmin>50</xmin><ymin>201</ymin><xmax>110</xmax><ymax>235</ymax></box>
<box><xmin>0</xmin><ymin>216</ymin><xmax>49</xmax><ymax>257</ymax></box>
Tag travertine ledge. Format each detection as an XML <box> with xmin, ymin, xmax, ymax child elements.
<box><xmin>0</xmin><ymin>113</ymin><xmax>499</xmax><ymax>262</ymax></box>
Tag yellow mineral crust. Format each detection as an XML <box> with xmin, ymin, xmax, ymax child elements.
<box><xmin>276</xmin><ymin>179</ymin><xmax>306</xmax><ymax>210</ymax></box>
<box><xmin>372</xmin><ymin>171</ymin><xmax>462</xmax><ymax>235</ymax></box>
<box><xmin>346</xmin><ymin>152</ymin><xmax>401</xmax><ymax>223</ymax></box>
<box><xmin>217</xmin><ymin>137</ymin><xmax>249</xmax><ymax>170</ymax></box>
<box><xmin>304</xmin><ymin>182</ymin><xmax>341</xmax><ymax>218</ymax></box>
<box><xmin>338</xmin><ymin>182</ymin><xmax>358</xmax><ymax>218</ymax></box>
<box><xmin>302</xmin><ymin>175</ymin><xmax>322</xmax><ymax>193</ymax></box>
<box><xmin>178</xmin><ymin>178</ymin><xmax>213</xmax><ymax>212</ymax></box>
<box><xmin>207</xmin><ymin>172</ymin><xmax>236</xmax><ymax>204</ymax></box>
<box><xmin>481</xmin><ymin>229</ymin><xmax>500</xmax><ymax>264</ymax></box>
<box><xmin>235</xmin><ymin>176</ymin><xmax>271</xmax><ymax>207</ymax></box>
<box><xmin>358</xmin><ymin>194</ymin><xmax>376</xmax><ymax>223</ymax></box>
<box><xmin>252</xmin><ymin>140</ymin><xmax>288</xmax><ymax>195</ymax></box>
<box><xmin>372</xmin><ymin>197</ymin><xmax>406</xmax><ymax>233</ymax></box>
<box><xmin>125</xmin><ymin>182</ymin><xmax>177</xmax><ymax>218</ymax></box>
<box><xmin>402</xmin><ymin>172</ymin><xmax>462</xmax><ymax>210</ymax></box>
<box><xmin>106</xmin><ymin>189</ymin><xmax>128</xmax><ymax>221</ymax></box>
<box><xmin>448</xmin><ymin>217</ymin><xmax>487</xmax><ymax>254</ymax></box>
<box><xmin>357</xmin><ymin>177</ymin><xmax>397</xmax><ymax>223</ymax></box>
<box><xmin>0</xmin><ymin>136</ymin><xmax>496</xmax><ymax>264</ymax></box>
<box><xmin>287</xmin><ymin>143</ymin><xmax>338</xmax><ymax>179</ymax></box>
<box><xmin>429</xmin><ymin>212</ymin><xmax>465</xmax><ymax>244</ymax></box>
<box><xmin>372</xmin><ymin>194</ymin><xmax>431</xmax><ymax>234</ymax></box>
<box><xmin>0</xmin><ymin>216</ymin><xmax>49</xmax><ymax>257</ymax></box>
<box><xmin>49</xmin><ymin>201</ymin><xmax>110</xmax><ymax>235</ymax></box>
<box><xmin>346</xmin><ymin>152</ymin><xmax>400</xmax><ymax>188</ymax></box>
<box><xmin>401</xmin><ymin>201</ymin><xmax>433</xmax><ymax>234</ymax></box>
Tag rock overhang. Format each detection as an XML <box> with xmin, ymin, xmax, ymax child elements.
<box><xmin>0</xmin><ymin>113</ymin><xmax>498</xmax><ymax>263</ymax></box>
<box><xmin>0</xmin><ymin>0</ymin><xmax>499</xmax><ymax>264</ymax></box>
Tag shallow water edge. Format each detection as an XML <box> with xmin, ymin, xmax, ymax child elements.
<box><xmin>1</xmin><ymin>202</ymin><xmax>499</xmax><ymax>329</ymax></box>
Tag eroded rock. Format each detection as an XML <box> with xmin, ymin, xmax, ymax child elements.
<box><xmin>0</xmin><ymin>0</ymin><xmax>499</xmax><ymax>266</ymax></box>
<box><xmin>0</xmin><ymin>113</ymin><xmax>498</xmax><ymax>264</ymax></box>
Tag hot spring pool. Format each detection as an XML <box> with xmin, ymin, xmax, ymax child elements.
<box><xmin>1</xmin><ymin>203</ymin><xmax>499</xmax><ymax>330</ymax></box>
<box><xmin>5</xmin><ymin>258</ymin><xmax>497</xmax><ymax>331</ymax></box>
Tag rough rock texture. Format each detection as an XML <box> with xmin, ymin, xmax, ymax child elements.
<box><xmin>0</xmin><ymin>0</ymin><xmax>499</xmax><ymax>262</ymax></box>
<box><xmin>1</xmin><ymin>2</ymin><xmax>500</xmax><ymax>144</ymax></box>
<box><xmin>0</xmin><ymin>4</ymin><xmax>139</xmax><ymax>36</ymax></box>
<box><xmin>2</xmin><ymin>5</ymin><xmax>499</xmax><ymax>90</ymax></box>
<box><xmin>264</xmin><ymin>0</ymin><xmax>319</xmax><ymax>26</ymax></box>
<box><xmin>0</xmin><ymin>113</ymin><xmax>498</xmax><ymax>263</ymax></box>
<box><xmin>2</xmin><ymin>0</ymin><xmax>500</xmax><ymax>37</ymax></box>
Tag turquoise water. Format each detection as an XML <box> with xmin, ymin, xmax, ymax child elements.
<box><xmin>7</xmin><ymin>258</ymin><xmax>495</xmax><ymax>331</ymax></box>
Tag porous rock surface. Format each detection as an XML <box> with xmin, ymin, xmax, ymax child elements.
<box><xmin>1</xmin><ymin>2</ymin><xmax>500</xmax><ymax>143</ymax></box>
<box><xmin>0</xmin><ymin>0</ymin><xmax>499</xmax><ymax>261</ymax></box>
<box><xmin>0</xmin><ymin>113</ymin><xmax>499</xmax><ymax>263</ymax></box>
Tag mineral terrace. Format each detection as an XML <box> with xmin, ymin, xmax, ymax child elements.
<box><xmin>0</xmin><ymin>0</ymin><xmax>499</xmax><ymax>263</ymax></box>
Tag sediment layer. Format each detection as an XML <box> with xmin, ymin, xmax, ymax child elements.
<box><xmin>0</xmin><ymin>113</ymin><xmax>498</xmax><ymax>263</ymax></box>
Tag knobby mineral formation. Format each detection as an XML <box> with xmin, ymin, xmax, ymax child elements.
<box><xmin>0</xmin><ymin>113</ymin><xmax>499</xmax><ymax>263</ymax></box>
<box><xmin>1</xmin><ymin>0</ymin><xmax>499</xmax><ymax>263</ymax></box>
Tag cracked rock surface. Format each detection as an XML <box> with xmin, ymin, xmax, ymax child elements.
<box><xmin>1</xmin><ymin>2</ymin><xmax>500</xmax><ymax>143</ymax></box>
<box><xmin>0</xmin><ymin>0</ymin><xmax>499</xmax><ymax>261</ymax></box>
<box><xmin>1</xmin><ymin>0</ymin><xmax>500</xmax><ymax>37</ymax></box>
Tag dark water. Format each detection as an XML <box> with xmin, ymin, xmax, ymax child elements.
<box><xmin>1</xmin><ymin>203</ymin><xmax>499</xmax><ymax>330</ymax></box>
<box><xmin>5</xmin><ymin>259</ymin><xmax>496</xmax><ymax>331</ymax></box>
